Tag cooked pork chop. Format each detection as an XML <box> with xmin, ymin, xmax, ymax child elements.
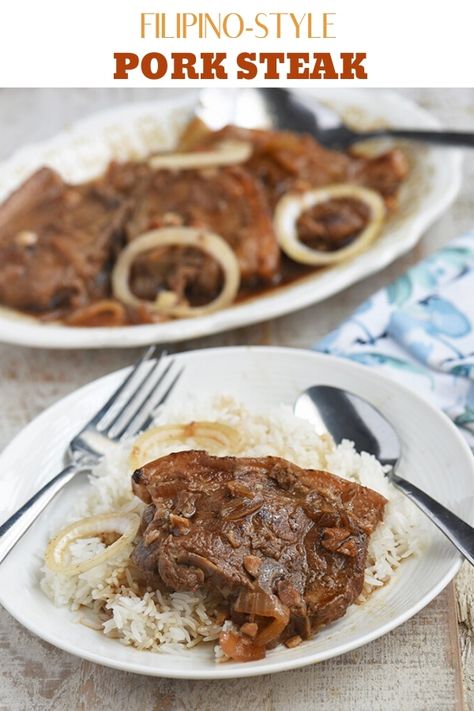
<box><xmin>0</xmin><ymin>125</ymin><xmax>409</xmax><ymax>323</ymax></box>
<box><xmin>131</xmin><ymin>450</ymin><xmax>386</xmax><ymax>657</ymax></box>
<box><xmin>126</xmin><ymin>165</ymin><xmax>278</xmax><ymax>281</ymax></box>
<box><xmin>108</xmin><ymin>162</ymin><xmax>280</xmax><ymax>300</ymax></box>
<box><xmin>195</xmin><ymin>127</ymin><xmax>409</xmax><ymax>256</ymax></box>
<box><xmin>197</xmin><ymin>126</ymin><xmax>409</xmax><ymax>209</ymax></box>
<box><xmin>0</xmin><ymin>167</ymin><xmax>129</xmax><ymax>313</ymax></box>
<box><xmin>297</xmin><ymin>197</ymin><xmax>370</xmax><ymax>252</ymax></box>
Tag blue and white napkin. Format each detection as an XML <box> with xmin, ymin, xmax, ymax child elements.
<box><xmin>315</xmin><ymin>232</ymin><xmax>474</xmax><ymax>447</ymax></box>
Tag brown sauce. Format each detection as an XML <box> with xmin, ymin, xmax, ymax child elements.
<box><xmin>29</xmin><ymin>258</ymin><xmax>325</xmax><ymax>326</ymax></box>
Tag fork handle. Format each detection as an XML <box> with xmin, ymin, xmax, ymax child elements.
<box><xmin>0</xmin><ymin>464</ymin><xmax>79</xmax><ymax>564</ymax></box>
<box><xmin>390</xmin><ymin>472</ymin><xmax>474</xmax><ymax>566</ymax></box>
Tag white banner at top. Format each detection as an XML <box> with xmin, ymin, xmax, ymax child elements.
<box><xmin>0</xmin><ymin>0</ymin><xmax>473</xmax><ymax>87</ymax></box>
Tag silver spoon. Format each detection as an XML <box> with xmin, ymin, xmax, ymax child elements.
<box><xmin>294</xmin><ymin>385</ymin><xmax>474</xmax><ymax>566</ymax></box>
<box><xmin>196</xmin><ymin>88</ymin><xmax>474</xmax><ymax>150</ymax></box>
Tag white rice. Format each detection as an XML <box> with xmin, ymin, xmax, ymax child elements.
<box><xmin>40</xmin><ymin>395</ymin><xmax>423</xmax><ymax>656</ymax></box>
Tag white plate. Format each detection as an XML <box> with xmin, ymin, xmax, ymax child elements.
<box><xmin>0</xmin><ymin>90</ymin><xmax>462</xmax><ymax>349</ymax></box>
<box><xmin>0</xmin><ymin>347</ymin><xmax>472</xmax><ymax>679</ymax></box>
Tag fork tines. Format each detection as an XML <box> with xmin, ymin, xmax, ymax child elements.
<box><xmin>93</xmin><ymin>347</ymin><xmax>183</xmax><ymax>442</ymax></box>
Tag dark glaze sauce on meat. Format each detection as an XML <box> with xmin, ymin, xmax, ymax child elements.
<box><xmin>0</xmin><ymin>125</ymin><xmax>409</xmax><ymax>326</ymax></box>
<box><xmin>131</xmin><ymin>450</ymin><xmax>387</xmax><ymax>660</ymax></box>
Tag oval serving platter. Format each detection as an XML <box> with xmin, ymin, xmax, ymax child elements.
<box><xmin>0</xmin><ymin>90</ymin><xmax>462</xmax><ymax>348</ymax></box>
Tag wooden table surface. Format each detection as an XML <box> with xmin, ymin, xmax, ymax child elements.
<box><xmin>0</xmin><ymin>88</ymin><xmax>473</xmax><ymax>711</ymax></box>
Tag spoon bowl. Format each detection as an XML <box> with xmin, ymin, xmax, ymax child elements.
<box><xmin>294</xmin><ymin>385</ymin><xmax>400</xmax><ymax>468</ymax></box>
<box><xmin>196</xmin><ymin>88</ymin><xmax>474</xmax><ymax>149</ymax></box>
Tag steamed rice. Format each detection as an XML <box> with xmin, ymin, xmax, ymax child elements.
<box><xmin>40</xmin><ymin>395</ymin><xmax>423</xmax><ymax>656</ymax></box>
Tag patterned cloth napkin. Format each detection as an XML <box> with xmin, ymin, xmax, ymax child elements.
<box><xmin>315</xmin><ymin>232</ymin><xmax>474</xmax><ymax>447</ymax></box>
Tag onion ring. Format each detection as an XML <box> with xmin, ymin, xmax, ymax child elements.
<box><xmin>149</xmin><ymin>140</ymin><xmax>252</xmax><ymax>171</ymax></box>
<box><xmin>111</xmin><ymin>227</ymin><xmax>241</xmax><ymax>318</ymax></box>
<box><xmin>129</xmin><ymin>421</ymin><xmax>241</xmax><ymax>469</ymax></box>
<box><xmin>45</xmin><ymin>512</ymin><xmax>140</xmax><ymax>576</ymax></box>
<box><xmin>274</xmin><ymin>184</ymin><xmax>386</xmax><ymax>266</ymax></box>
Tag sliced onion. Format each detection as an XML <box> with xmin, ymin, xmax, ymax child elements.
<box><xmin>111</xmin><ymin>227</ymin><xmax>240</xmax><ymax>318</ymax></box>
<box><xmin>219</xmin><ymin>630</ymin><xmax>266</xmax><ymax>662</ymax></box>
<box><xmin>234</xmin><ymin>591</ymin><xmax>290</xmax><ymax>646</ymax></box>
<box><xmin>130</xmin><ymin>421</ymin><xmax>240</xmax><ymax>469</ymax></box>
<box><xmin>45</xmin><ymin>512</ymin><xmax>140</xmax><ymax>576</ymax></box>
<box><xmin>274</xmin><ymin>184</ymin><xmax>386</xmax><ymax>266</ymax></box>
<box><xmin>149</xmin><ymin>140</ymin><xmax>252</xmax><ymax>171</ymax></box>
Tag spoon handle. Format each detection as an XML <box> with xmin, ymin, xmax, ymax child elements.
<box><xmin>362</xmin><ymin>128</ymin><xmax>474</xmax><ymax>148</ymax></box>
<box><xmin>390</xmin><ymin>472</ymin><xmax>474</xmax><ymax>566</ymax></box>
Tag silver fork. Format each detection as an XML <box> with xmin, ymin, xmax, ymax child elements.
<box><xmin>0</xmin><ymin>346</ymin><xmax>183</xmax><ymax>564</ymax></box>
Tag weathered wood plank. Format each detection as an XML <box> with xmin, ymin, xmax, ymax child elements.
<box><xmin>0</xmin><ymin>587</ymin><xmax>462</xmax><ymax>711</ymax></box>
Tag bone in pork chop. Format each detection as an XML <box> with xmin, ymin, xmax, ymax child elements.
<box><xmin>131</xmin><ymin>450</ymin><xmax>386</xmax><ymax>659</ymax></box>
<box><xmin>0</xmin><ymin>167</ymin><xmax>129</xmax><ymax>313</ymax></box>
